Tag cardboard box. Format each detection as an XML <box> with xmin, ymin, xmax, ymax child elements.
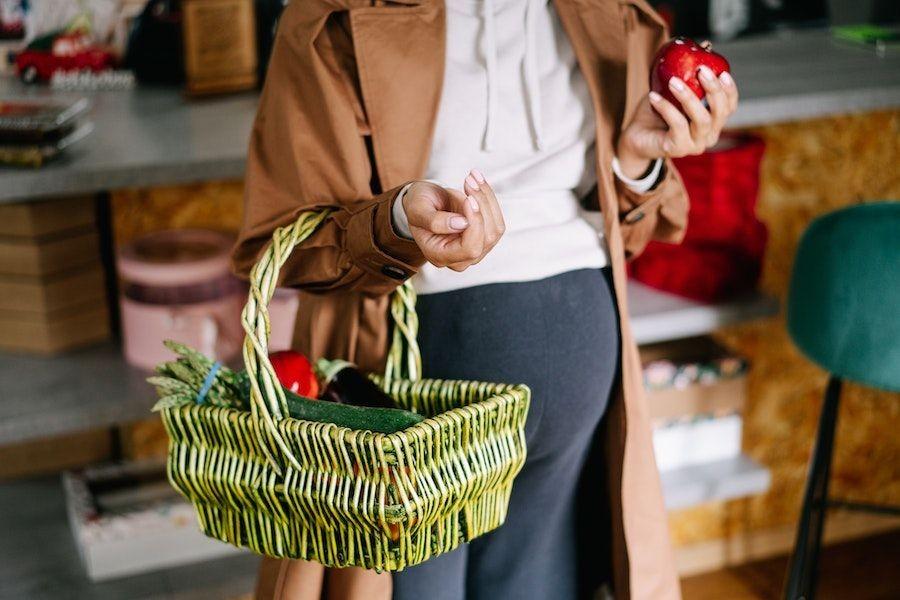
<box><xmin>640</xmin><ymin>336</ymin><xmax>747</xmax><ymax>422</ymax></box>
<box><xmin>641</xmin><ymin>336</ymin><xmax>748</xmax><ymax>472</ymax></box>
<box><xmin>0</xmin><ymin>196</ymin><xmax>96</xmax><ymax>238</ymax></box>
<box><xmin>0</xmin><ymin>429</ymin><xmax>113</xmax><ymax>481</ymax></box>
<box><xmin>645</xmin><ymin>376</ymin><xmax>746</xmax><ymax>423</ymax></box>
<box><xmin>0</xmin><ymin>302</ymin><xmax>110</xmax><ymax>354</ymax></box>
<box><xmin>0</xmin><ymin>267</ymin><xmax>106</xmax><ymax>313</ymax></box>
<box><xmin>64</xmin><ymin>461</ymin><xmax>241</xmax><ymax>581</ymax></box>
<box><xmin>0</xmin><ymin>228</ymin><xmax>101</xmax><ymax>277</ymax></box>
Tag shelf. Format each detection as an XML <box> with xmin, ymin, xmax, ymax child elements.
<box><xmin>628</xmin><ymin>280</ymin><xmax>779</xmax><ymax>345</ymax></box>
<box><xmin>0</xmin><ymin>81</ymin><xmax>256</xmax><ymax>204</ymax></box>
<box><xmin>0</xmin><ymin>284</ymin><xmax>778</xmax><ymax>446</ymax></box>
<box><xmin>661</xmin><ymin>453</ymin><xmax>772</xmax><ymax>511</ymax></box>
<box><xmin>0</xmin><ymin>343</ymin><xmax>152</xmax><ymax>446</ymax></box>
<box><xmin>718</xmin><ymin>29</ymin><xmax>900</xmax><ymax>129</ymax></box>
<box><xmin>0</xmin><ymin>476</ymin><xmax>258</xmax><ymax>599</ymax></box>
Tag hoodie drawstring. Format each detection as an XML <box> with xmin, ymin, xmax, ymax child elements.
<box><xmin>481</xmin><ymin>0</ymin><xmax>544</xmax><ymax>152</ymax></box>
<box><xmin>523</xmin><ymin>0</ymin><xmax>543</xmax><ymax>150</ymax></box>
<box><xmin>482</xmin><ymin>0</ymin><xmax>499</xmax><ymax>151</ymax></box>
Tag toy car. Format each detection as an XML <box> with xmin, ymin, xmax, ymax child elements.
<box><xmin>15</xmin><ymin>30</ymin><xmax>117</xmax><ymax>84</ymax></box>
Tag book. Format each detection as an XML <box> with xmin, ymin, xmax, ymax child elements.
<box><xmin>0</xmin><ymin>97</ymin><xmax>90</xmax><ymax>142</ymax></box>
<box><xmin>0</xmin><ymin>120</ymin><xmax>93</xmax><ymax>167</ymax></box>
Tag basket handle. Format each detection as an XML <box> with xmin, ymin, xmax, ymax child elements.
<box><xmin>241</xmin><ymin>210</ymin><xmax>421</xmax><ymax>472</ymax></box>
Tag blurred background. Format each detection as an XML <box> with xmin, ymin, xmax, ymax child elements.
<box><xmin>0</xmin><ymin>1</ymin><xmax>897</xmax><ymax>599</ymax></box>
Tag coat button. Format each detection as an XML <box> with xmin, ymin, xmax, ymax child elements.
<box><xmin>381</xmin><ymin>265</ymin><xmax>407</xmax><ymax>280</ymax></box>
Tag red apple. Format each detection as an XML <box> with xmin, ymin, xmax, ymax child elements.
<box><xmin>650</xmin><ymin>37</ymin><xmax>730</xmax><ymax>113</ymax></box>
<box><xmin>269</xmin><ymin>350</ymin><xmax>319</xmax><ymax>398</ymax></box>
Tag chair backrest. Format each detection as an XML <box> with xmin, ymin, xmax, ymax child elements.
<box><xmin>787</xmin><ymin>202</ymin><xmax>900</xmax><ymax>392</ymax></box>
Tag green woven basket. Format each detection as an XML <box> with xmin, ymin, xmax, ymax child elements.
<box><xmin>158</xmin><ymin>210</ymin><xmax>531</xmax><ymax>571</ymax></box>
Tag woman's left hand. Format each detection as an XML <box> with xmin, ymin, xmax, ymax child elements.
<box><xmin>616</xmin><ymin>66</ymin><xmax>739</xmax><ymax>178</ymax></box>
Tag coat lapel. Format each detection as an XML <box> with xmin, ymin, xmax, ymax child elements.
<box><xmin>554</xmin><ymin>0</ymin><xmax>666</xmax><ymax>221</ymax></box>
<box><xmin>350</xmin><ymin>0</ymin><xmax>445</xmax><ymax>190</ymax></box>
<box><xmin>553</xmin><ymin>0</ymin><xmax>629</xmax><ymax>236</ymax></box>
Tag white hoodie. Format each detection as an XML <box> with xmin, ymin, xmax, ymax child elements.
<box><xmin>394</xmin><ymin>0</ymin><xmax>660</xmax><ymax>295</ymax></box>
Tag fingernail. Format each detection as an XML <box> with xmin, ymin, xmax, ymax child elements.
<box><xmin>663</xmin><ymin>140</ymin><xmax>673</xmax><ymax>153</ymax></box>
<box><xmin>699</xmin><ymin>66</ymin><xmax>715</xmax><ymax>82</ymax></box>
<box><xmin>449</xmin><ymin>216</ymin><xmax>468</xmax><ymax>231</ymax></box>
<box><xmin>468</xmin><ymin>195</ymin><xmax>480</xmax><ymax>212</ymax></box>
<box><xmin>471</xmin><ymin>169</ymin><xmax>486</xmax><ymax>183</ymax></box>
<box><xmin>649</xmin><ymin>91</ymin><xmax>663</xmax><ymax>103</ymax></box>
<box><xmin>465</xmin><ymin>175</ymin><xmax>480</xmax><ymax>190</ymax></box>
<box><xmin>720</xmin><ymin>72</ymin><xmax>734</xmax><ymax>87</ymax></box>
<box><xmin>669</xmin><ymin>77</ymin><xmax>686</xmax><ymax>92</ymax></box>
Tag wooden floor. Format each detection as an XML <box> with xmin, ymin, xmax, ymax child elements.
<box><xmin>682</xmin><ymin>530</ymin><xmax>900</xmax><ymax>600</ymax></box>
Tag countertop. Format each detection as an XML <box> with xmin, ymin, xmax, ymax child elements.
<box><xmin>1</xmin><ymin>28</ymin><xmax>898</xmax><ymax>204</ymax></box>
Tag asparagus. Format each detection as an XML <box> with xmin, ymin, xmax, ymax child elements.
<box><xmin>150</xmin><ymin>341</ymin><xmax>248</xmax><ymax>412</ymax></box>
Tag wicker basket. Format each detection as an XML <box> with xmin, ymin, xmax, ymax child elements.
<box><xmin>159</xmin><ymin>211</ymin><xmax>531</xmax><ymax>571</ymax></box>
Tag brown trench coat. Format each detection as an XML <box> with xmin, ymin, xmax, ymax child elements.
<box><xmin>232</xmin><ymin>0</ymin><xmax>689</xmax><ymax>598</ymax></box>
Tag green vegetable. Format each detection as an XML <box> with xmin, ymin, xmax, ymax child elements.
<box><xmin>234</xmin><ymin>371</ymin><xmax>424</xmax><ymax>434</ymax></box>
<box><xmin>291</xmin><ymin>389</ymin><xmax>423</xmax><ymax>433</ymax></box>
<box><xmin>151</xmin><ymin>342</ymin><xmax>424</xmax><ymax>434</ymax></box>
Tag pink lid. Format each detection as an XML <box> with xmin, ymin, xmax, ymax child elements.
<box><xmin>116</xmin><ymin>229</ymin><xmax>235</xmax><ymax>287</ymax></box>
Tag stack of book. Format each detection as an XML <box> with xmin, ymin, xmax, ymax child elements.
<box><xmin>0</xmin><ymin>98</ymin><xmax>93</xmax><ymax>167</ymax></box>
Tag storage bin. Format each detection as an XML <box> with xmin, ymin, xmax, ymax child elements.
<box><xmin>629</xmin><ymin>134</ymin><xmax>768</xmax><ymax>302</ymax></box>
<box><xmin>116</xmin><ymin>229</ymin><xmax>244</xmax><ymax>370</ymax></box>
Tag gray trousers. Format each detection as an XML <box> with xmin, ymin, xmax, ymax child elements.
<box><xmin>393</xmin><ymin>268</ymin><xmax>620</xmax><ymax>600</ymax></box>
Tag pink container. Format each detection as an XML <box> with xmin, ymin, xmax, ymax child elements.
<box><xmin>116</xmin><ymin>229</ymin><xmax>301</xmax><ymax>370</ymax></box>
<box><xmin>116</xmin><ymin>229</ymin><xmax>244</xmax><ymax>371</ymax></box>
<box><xmin>268</xmin><ymin>287</ymin><xmax>300</xmax><ymax>352</ymax></box>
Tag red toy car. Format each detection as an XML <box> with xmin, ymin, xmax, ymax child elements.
<box><xmin>15</xmin><ymin>30</ymin><xmax>116</xmax><ymax>84</ymax></box>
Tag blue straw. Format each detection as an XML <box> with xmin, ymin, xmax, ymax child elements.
<box><xmin>196</xmin><ymin>361</ymin><xmax>223</xmax><ymax>405</ymax></box>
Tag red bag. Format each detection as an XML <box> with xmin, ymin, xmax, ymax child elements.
<box><xmin>629</xmin><ymin>135</ymin><xmax>768</xmax><ymax>303</ymax></box>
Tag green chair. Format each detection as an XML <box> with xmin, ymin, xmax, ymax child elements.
<box><xmin>783</xmin><ymin>201</ymin><xmax>900</xmax><ymax>600</ymax></box>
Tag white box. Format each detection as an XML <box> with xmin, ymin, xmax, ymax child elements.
<box><xmin>63</xmin><ymin>460</ymin><xmax>242</xmax><ymax>581</ymax></box>
<box><xmin>653</xmin><ymin>413</ymin><xmax>743</xmax><ymax>472</ymax></box>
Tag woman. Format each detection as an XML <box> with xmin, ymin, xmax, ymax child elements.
<box><xmin>233</xmin><ymin>0</ymin><xmax>738</xmax><ymax>598</ymax></box>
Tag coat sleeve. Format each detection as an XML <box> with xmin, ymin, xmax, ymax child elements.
<box><xmin>615</xmin><ymin>0</ymin><xmax>690</xmax><ymax>259</ymax></box>
<box><xmin>231</xmin><ymin>2</ymin><xmax>425</xmax><ymax>296</ymax></box>
<box><xmin>616</xmin><ymin>160</ymin><xmax>688</xmax><ymax>258</ymax></box>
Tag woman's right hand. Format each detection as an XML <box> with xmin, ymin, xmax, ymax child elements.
<box><xmin>402</xmin><ymin>170</ymin><xmax>505</xmax><ymax>272</ymax></box>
